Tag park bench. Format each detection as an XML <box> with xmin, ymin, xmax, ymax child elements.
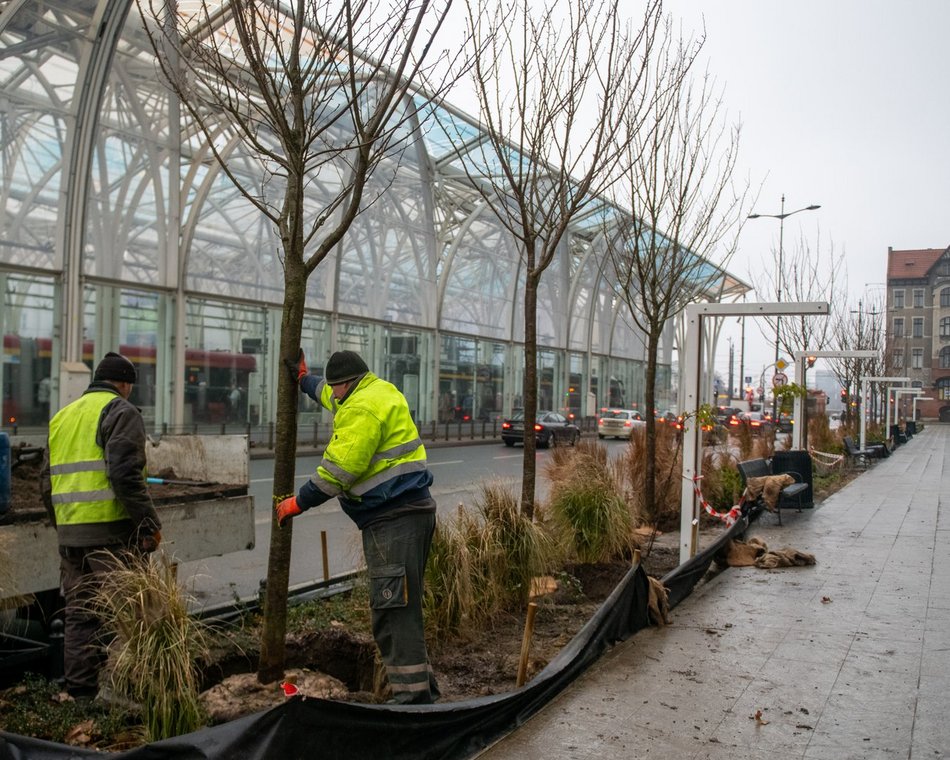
<box><xmin>737</xmin><ymin>458</ymin><xmax>809</xmax><ymax>526</ymax></box>
<box><xmin>843</xmin><ymin>436</ymin><xmax>888</xmax><ymax>467</ymax></box>
<box><xmin>842</xmin><ymin>436</ymin><xmax>871</xmax><ymax>468</ymax></box>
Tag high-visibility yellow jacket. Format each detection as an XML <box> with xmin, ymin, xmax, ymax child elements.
<box><xmin>43</xmin><ymin>384</ymin><xmax>160</xmax><ymax>547</ymax></box>
<box><xmin>297</xmin><ymin>372</ymin><xmax>432</xmax><ymax>528</ymax></box>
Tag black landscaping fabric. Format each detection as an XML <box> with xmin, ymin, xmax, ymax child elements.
<box><xmin>0</xmin><ymin>517</ymin><xmax>744</xmax><ymax>760</ymax></box>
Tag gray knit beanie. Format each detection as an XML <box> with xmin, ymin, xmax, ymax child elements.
<box><xmin>93</xmin><ymin>352</ymin><xmax>138</xmax><ymax>384</ymax></box>
<box><xmin>324</xmin><ymin>350</ymin><xmax>368</xmax><ymax>385</ymax></box>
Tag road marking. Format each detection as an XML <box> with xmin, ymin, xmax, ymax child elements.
<box><xmin>251</xmin><ymin>474</ymin><xmax>315</xmax><ymax>484</ymax></box>
<box><xmin>494</xmin><ymin>454</ymin><xmax>523</xmax><ymax>460</ymax></box>
<box><xmin>428</xmin><ymin>460</ymin><xmax>464</xmax><ymax>466</ymax></box>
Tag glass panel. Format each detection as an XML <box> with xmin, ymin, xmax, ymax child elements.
<box><xmin>182</xmin><ymin>299</ymin><xmax>264</xmax><ymax>426</ymax></box>
<box><xmin>383</xmin><ymin>327</ymin><xmax>424</xmax><ymax>420</ymax></box>
<box><xmin>438</xmin><ymin>334</ymin><xmax>476</xmax><ymax>422</ymax></box>
<box><xmin>0</xmin><ymin>274</ymin><xmax>58</xmax><ymax>427</ymax></box>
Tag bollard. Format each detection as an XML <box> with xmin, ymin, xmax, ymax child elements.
<box><xmin>47</xmin><ymin>619</ymin><xmax>65</xmax><ymax>682</ymax></box>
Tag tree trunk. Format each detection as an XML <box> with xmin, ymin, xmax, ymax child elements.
<box><xmin>642</xmin><ymin>332</ymin><xmax>660</xmax><ymax>524</ymax></box>
<box><xmin>521</xmin><ymin>270</ymin><xmax>539</xmax><ymax>520</ymax></box>
<box><xmin>257</xmin><ymin>261</ymin><xmax>307</xmax><ymax>683</ymax></box>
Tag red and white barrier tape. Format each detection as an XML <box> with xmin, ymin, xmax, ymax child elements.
<box><xmin>685</xmin><ymin>474</ymin><xmax>741</xmax><ymax>526</ymax></box>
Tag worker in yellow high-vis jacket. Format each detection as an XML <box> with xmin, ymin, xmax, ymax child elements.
<box><xmin>277</xmin><ymin>349</ymin><xmax>439</xmax><ymax>704</ymax></box>
<box><xmin>41</xmin><ymin>352</ymin><xmax>162</xmax><ymax>700</ymax></box>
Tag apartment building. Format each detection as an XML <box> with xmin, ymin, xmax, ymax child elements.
<box><xmin>885</xmin><ymin>246</ymin><xmax>950</xmax><ymax>421</ymax></box>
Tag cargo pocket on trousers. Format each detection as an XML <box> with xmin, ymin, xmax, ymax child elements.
<box><xmin>369</xmin><ymin>565</ymin><xmax>408</xmax><ymax>610</ymax></box>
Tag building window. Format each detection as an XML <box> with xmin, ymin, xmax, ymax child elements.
<box><xmin>913</xmin><ymin>317</ymin><xmax>924</xmax><ymax>338</ymax></box>
<box><xmin>942</xmin><ymin>316</ymin><xmax>950</xmax><ymax>338</ymax></box>
<box><xmin>892</xmin><ymin>349</ymin><xmax>903</xmax><ymax>369</ymax></box>
<box><xmin>939</xmin><ymin>378</ymin><xmax>950</xmax><ymax>400</ymax></box>
<box><xmin>941</xmin><ymin>346</ymin><xmax>950</xmax><ymax>369</ymax></box>
<box><xmin>913</xmin><ymin>289</ymin><xmax>924</xmax><ymax>308</ymax></box>
<box><xmin>893</xmin><ymin>289</ymin><xmax>904</xmax><ymax>309</ymax></box>
<box><xmin>942</xmin><ymin>288</ymin><xmax>950</xmax><ymax>308</ymax></box>
<box><xmin>912</xmin><ymin>348</ymin><xmax>923</xmax><ymax>369</ymax></box>
<box><xmin>893</xmin><ymin>318</ymin><xmax>904</xmax><ymax>337</ymax></box>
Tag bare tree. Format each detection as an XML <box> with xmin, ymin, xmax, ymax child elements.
<box><xmin>606</xmin><ymin>25</ymin><xmax>747</xmax><ymax>523</ymax></box>
<box><xmin>136</xmin><ymin>0</ymin><xmax>458</xmax><ymax>683</ymax></box>
<box><xmin>445</xmin><ymin>0</ymin><xmax>663</xmax><ymax>518</ymax></box>
<box><xmin>753</xmin><ymin>229</ymin><xmax>847</xmax><ymax>363</ymax></box>
<box><xmin>830</xmin><ymin>291</ymin><xmax>886</xmax><ymax>424</ymax></box>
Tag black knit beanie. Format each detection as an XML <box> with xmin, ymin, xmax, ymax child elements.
<box><xmin>93</xmin><ymin>352</ymin><xmax>138</xmax><ymax>384</ymax></box>
<box><xmin>324</xmin><ymin>350</ymin><xmax>368</xmax><ymax>385</ymax></box>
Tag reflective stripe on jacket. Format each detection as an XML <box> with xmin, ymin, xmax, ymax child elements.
<box><xmin>49</xmin><ymin>390</ymin><xmax>129</xmax><ymax>527</ymax></box>
<box><xmin>299</xmin><ymin>372</ymin><xmax>432</xmax><ymax>528</ymax></box>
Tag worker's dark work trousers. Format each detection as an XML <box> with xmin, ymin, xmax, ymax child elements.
<box><xmin>59</xmin><ymin>545</ymin><xmax>127</xmax><ymax>695</ymax></box>
<box><xmin>362</xmin><ymin>510</ymin><xmax>440</xmax><ymax>704</ymax></box>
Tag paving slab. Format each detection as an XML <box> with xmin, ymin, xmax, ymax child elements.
<box><xmin>477</xmin><ymin>425</ymin><xmax>949</xmax><ymax>760</ymax></box>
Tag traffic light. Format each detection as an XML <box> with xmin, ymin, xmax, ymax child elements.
<box><xmin>840</xmin><ymin>388</ymin><xmax>847</xmax><ymax>401</ymax></box>
<box><xmin>806</xmin><ymin>355</ymin><xmax>817</xmax><ymax>368</ymax></box>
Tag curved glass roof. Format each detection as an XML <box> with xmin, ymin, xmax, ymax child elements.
<box><xmin>0</xmin><ymin>0</ymin><xmax>749</xmax><ymax>358</ymax></box>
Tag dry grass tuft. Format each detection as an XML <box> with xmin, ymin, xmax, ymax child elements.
<box><xmin>91</xmin><ymin>552</ymin><xmax>208</xmax><ymax>741</ymax></box>
<box><xmin>424</xmin><ymin>482</ymin><xmax>557</xmax><ymax>638</ymax></box>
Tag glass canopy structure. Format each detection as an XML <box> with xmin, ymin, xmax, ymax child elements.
<box><xmin>0</xmin><ymin>1</ymin><xmax>748</xmax><ymax>432</ymax></box>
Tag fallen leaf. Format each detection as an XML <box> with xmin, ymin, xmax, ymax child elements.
<box><xmin>821</xmin><ymin>596</ymin><xmax>832</xmax><ymax>604</ymax></box>
<box><xmin>752</xmin><ymin>709</ymin><xmax>770</xmax><ymax>725</ymax></box>
<box><xmin>65</xmin><ymin>720</ymin><xmax>96</xmax><ymax>746</ymax></box>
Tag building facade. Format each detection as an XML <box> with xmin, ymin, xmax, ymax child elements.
<box><xmin>0</xmin><ymin>3</ymin><xmax>745</xmax><ymax>435</ymax></box>
<box><xmin>885</xmin><ymin>246</ymin><xmax>950</xmax><ymax>421</ymax></box>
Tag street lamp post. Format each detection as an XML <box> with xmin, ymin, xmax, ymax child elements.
<box><xmin>748</xmin><ymin>195</ymin><xmax>821</xmax><ymax>418</ymax></box>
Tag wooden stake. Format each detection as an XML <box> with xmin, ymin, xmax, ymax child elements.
<box><xmin>321</xmin><ymin>530</ymin><xmax>330</xmax><ymax>582</ymax></box>
<box><xmin>633</xmin><ymin>548</ymin><xmax>641</xmax><ymax>568</ymax></box>
<box><xmin>516</xmin><ymin>602</ymin><xmax>539</xmax><ymax>687</ymax></box>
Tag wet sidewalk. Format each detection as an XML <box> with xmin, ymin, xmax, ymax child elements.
<box><xmin>478</xmin><ymin>425</ymin><xmax>949</xmax><ymax>759</ymax></box>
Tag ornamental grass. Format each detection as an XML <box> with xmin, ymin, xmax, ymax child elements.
<box><xmin>90</xmin><ymin>552</ymin><xmax>208</xmax><ymax>741</ymax></box>
<box><xmin>545</xmin><ymin>439</ymin><xmax>634</xmax><ymax>564</ymax></box>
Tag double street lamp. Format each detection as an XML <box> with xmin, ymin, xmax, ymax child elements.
<box><xmin>748</xmin><ymin>195</ymin><xmax>821</xmax><ymax>416</ymax></box>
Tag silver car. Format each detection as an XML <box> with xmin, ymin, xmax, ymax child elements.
<box><xmin>597</xmin><ymin>409</ymin><xmax>646</xmax><ymax>439</ymax></box>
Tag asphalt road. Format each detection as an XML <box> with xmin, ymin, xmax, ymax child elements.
<box><xmin>176</xmin><ymin>439</ymin><xmax>624</xmax><ymax>612</ymax></box>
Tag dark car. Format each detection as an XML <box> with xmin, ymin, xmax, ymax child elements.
<box><xmin>776</xmin><ymin>412</ymin><xmax>794</xmax><ymax>433</ymax></box>
<box><xmin>501</xmin><ymin>410</ymin><xmax>580</xmax><ymax>448</ymax></box>
<box><xmin>740</xmin><ymin>411</ymin><xmax>774</xmax><ymax>436</ymax></box>
<box><xmin>716</xmin><ymin>406</ymin><xmax>743</xmax><ymax>426</ymax></box>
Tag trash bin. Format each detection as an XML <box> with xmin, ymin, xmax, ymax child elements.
<box><xmin>890</xmin><ymin>424</ymin><xmax>907</xmax><ymax>445</ymax></box>
<box><xmin>771</xmin><ymin>449</ymin><xmax>814</xmax><ymax>508</ymax></box>
<box><xmin>905</xmin><ymin>420</ymin><xmax>917</xmax><ymax>436</ymax></box>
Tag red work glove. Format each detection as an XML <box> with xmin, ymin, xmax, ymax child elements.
<box><xmin>276</xmin><ymin>496</ymin><xmax>302</xmax><ymax>527</ymax></box>
<box><xmin>139</xmin><ymin>530</ymin><xmax>162</xmax><ymax>553</ymax></box>
<box><xmin>283</xmin><ymin>349</ymin><xmax>308</xmax><ymax>385</ymax></box>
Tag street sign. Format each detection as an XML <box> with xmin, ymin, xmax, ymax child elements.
<box><xmin>775</xmin><ymin>359</ymin><xmax>788</xmax><ymax>370</ymax></box>
<box><xmin>756</xmin><ymin>386</ymin><xmax>764</xmax><ymax>395</ymax></box>
<box><xmin>772</xmin><ymin>372</ymin><xmax>788</xmax><ymax>388</ymax></box>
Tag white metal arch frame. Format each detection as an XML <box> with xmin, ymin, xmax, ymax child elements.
<box><xmin>679</xmin><ymin>301</ymin><xmax>829</xmax><ymax>564</ymax></box>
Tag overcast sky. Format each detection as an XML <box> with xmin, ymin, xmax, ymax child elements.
<box><xmin>663</xmin><ymin>1</ymin><xmax>950</xmax><ymax>390</ymax></box>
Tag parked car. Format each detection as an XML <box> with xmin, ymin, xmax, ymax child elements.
<box><xmin>597</xmin><ymin>409</ymin><xmax>645</xmax><ymax>439</ymax></box>
<box><xmin>776</xmin><ymin>412</ymin><xmax>794</xmax><ymax>433</ymax></box>
<box><xmin>740</xmin><ymin>411</ymin><xmax>774</xmax><ymax>436</ymax></box>
<box><xmin>501</xmin><ymin>410</ymin><xmax>580</xmax><ymax>448</ymax></box>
